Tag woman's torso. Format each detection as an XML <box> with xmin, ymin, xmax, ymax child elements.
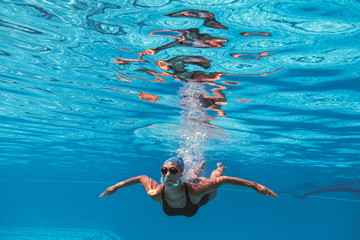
<box><xmin>161</xmin><ymin>182</ymin><xmax>210</xmax><ymax>217</ymax></box>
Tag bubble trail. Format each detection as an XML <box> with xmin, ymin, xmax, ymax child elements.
<box><xmin>176</xmin><ymin>81</ymin><xmax>213</xmax><ymax>180</ymax></box>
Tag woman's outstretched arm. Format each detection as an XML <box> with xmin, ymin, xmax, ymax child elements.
<box><xmin>191</xmin><ymin>176</ymin><xmax>277</xmax><ymax>197</ymax></box>
<box><xmin>99</xmin><ymin>175</ymin><xmax>163</xmax><ymax>202</ymax></box>
<box><xmin>223</xmin><ymin>176</ymin><xmax>277</xmax><ymax>197</ymax></box>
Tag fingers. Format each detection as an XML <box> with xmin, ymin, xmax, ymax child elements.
<box><xmin>99</xmin><ymin>186</ymin><xmax>117</xmax><ymax>198</ymax></box>
<box><xmin>268</xmin><ymin>192</ymin><xmax>277</xmax><ymax>197</ymax></box>
<box><xmin>99</xmin><ymin>188</ymin><xmax>112</xmax><ymax>198</ymax></box>
<box><xmin>254</xmin><ymin>184</ymin><xmax>277</xmax><ymax>197</ymax></box>
<box><xmin>270</xmin><ymin>191</ymin><xmax>277</xmax><ymax>197</ymax></box>
<box><xmin>99</xmin><ymin>191</ymin><xmax>107</xmax><ymax>198</ymax></box>
<box><xmin>265</xmin><ymin>189</ymin><xmax>277</xmax><ymax>197</ymax></box>
<box><xmin>258</xmin><ymin>186</ymin><xmax>277</xmax><ymax>197</ymax></box>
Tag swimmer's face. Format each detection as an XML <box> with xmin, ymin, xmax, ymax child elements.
<box><xmin>161</xmin><ymin>162</ymin><xmax>183</xmax><ymax>187</ymax></box>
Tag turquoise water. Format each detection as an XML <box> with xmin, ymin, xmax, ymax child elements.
<box><xmin>0</xmin><ymin>0</ymin><xmax>360</xmax><ymax>239</ymax></box>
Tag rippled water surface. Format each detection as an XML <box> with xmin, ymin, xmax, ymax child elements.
<box><xmin>1</xmin><ymin>0</ymin><xmax>360</xmax><ymax>239</ymax></box>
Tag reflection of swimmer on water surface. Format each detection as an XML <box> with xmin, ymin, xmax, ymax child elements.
<box><xmin>156</xmin><ymin>55</ymin><xmax>211</xmax><ymax>74</ymax></box>
<box><xmin>156</xmin><ymin>55</ymin><xmax>228</xmax><ymax>117</ymax></box>
<box><xmin>166</xmin><ymin>9</ymin><xmax>228</xmax><ymax>30</ymax></box>
<box><xmin>108</xmin><ymin>86</ymin><xmax>159</xmax><ymax>102</ymax></box>
<box><xmin>113</xmin><ymin>27</ymin><xmax>227</xmax><ymax>65</ymax></box>
<box><xmin>100</xmin><ymin>157</ymin><xmax>277</xmax><ymax>217</ymax></box>
<box><xmin>110</xmin><ymin>16</ymin><xmax>283</xmax><ymax>122</ymax></box>
<box><xmin>155</xmin><ymin>55</ymin><xmax>228</xmax><ymax>83</ymax></box>
<box><xmin>141</xmin><ymin>28</ymin><xmax>228</xmax><ymax>57</ymax></box>
<box><xmin>181</xmin><ymin>85</ymin><xmax>227</xmax><ymax>118</ymax></box>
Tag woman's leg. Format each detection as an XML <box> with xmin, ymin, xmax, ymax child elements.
<box><xmin>210</xmin><ymin>162</ymin><xmax>226</xmax><ymax>179</ymax></box>
<box><xmin>192</xmin><ymin>161</ymin><xmax>206</xmax><ymax>178</ymax></box>
<box><xmin>209</xmin><ymin>163</ymin><xmax>227</xmax><ymax>200</ymax></box>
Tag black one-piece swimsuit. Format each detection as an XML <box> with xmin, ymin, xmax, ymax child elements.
<box><xmin>162</xmin><ymin>182</ymin><xmax>210</xmax><ymax>217</ymax></box>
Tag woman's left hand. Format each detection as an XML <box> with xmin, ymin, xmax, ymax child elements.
<box><xmin>255</xmin><ymin>184</ymin><xmax>277</xmax><ymax>197</ymax></box>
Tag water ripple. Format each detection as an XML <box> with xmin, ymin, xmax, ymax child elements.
<box><xmin>0</xmin><ymin>19</ymin><xmax>42</xmax><ymax>34</ymax></box>
<box><xmin>146</xmin><ymin>17</ymin><xmax>202</xmax><ymax>28</ymax></box>
<box><xmin>133</xmin><ymin>0</ymin><xmax>172</xmax><ymax>8</ymax></box>
<box><xmin>259</xmin><ymin>91</ymin><xmax>360</xmax><ymax>114</ymax></box>
<box><xmin>293</xmin><ymin>20</ymin><xmax>357</xmax><ymax>35</ymax></box>
<box><xmin>180</xmin><ymin>0</ymin><xmax>239</xmax><ymax>5</ymax></box>
<box><xmin>234</xmin><ymin>0</ymin><xmax>360</xmax><ymax>38</ymax></box>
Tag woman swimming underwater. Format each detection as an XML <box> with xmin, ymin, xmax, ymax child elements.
<box><xmin>100</xmin><ymin>157</ymin><xmax>277</xmax><ymax>217</ymax></box>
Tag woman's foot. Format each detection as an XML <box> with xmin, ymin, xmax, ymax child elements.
<box><xmin>210</xmin><ymin>162</ymin><xmax>227</xmax><ymax>179</ymax></box>
<box><xmin>216</xmin><ymin>162</ymin><xmax>227</xmax><ymax>174</ymax></box>
<box><xmin>194</xmin><ymin>161</ymin><xmax>206</xmax><ymax>177</ymax></box>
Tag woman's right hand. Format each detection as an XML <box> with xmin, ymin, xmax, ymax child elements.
<box><xmin>99</xmin><ymin>184</ymin><xmax>119</xmax><ymax>198</ymax></box>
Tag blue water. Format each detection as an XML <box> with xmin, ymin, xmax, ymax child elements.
<box><xmin>1</xmin><ymin>0</ymin><xmax>360</xmax><ymax>239</ymax></box>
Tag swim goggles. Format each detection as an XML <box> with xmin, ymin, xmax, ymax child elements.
<box><xmin>161</xmin><ymin>167</ymin><xmax>181</xmax><ymax>174</ymax></box>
